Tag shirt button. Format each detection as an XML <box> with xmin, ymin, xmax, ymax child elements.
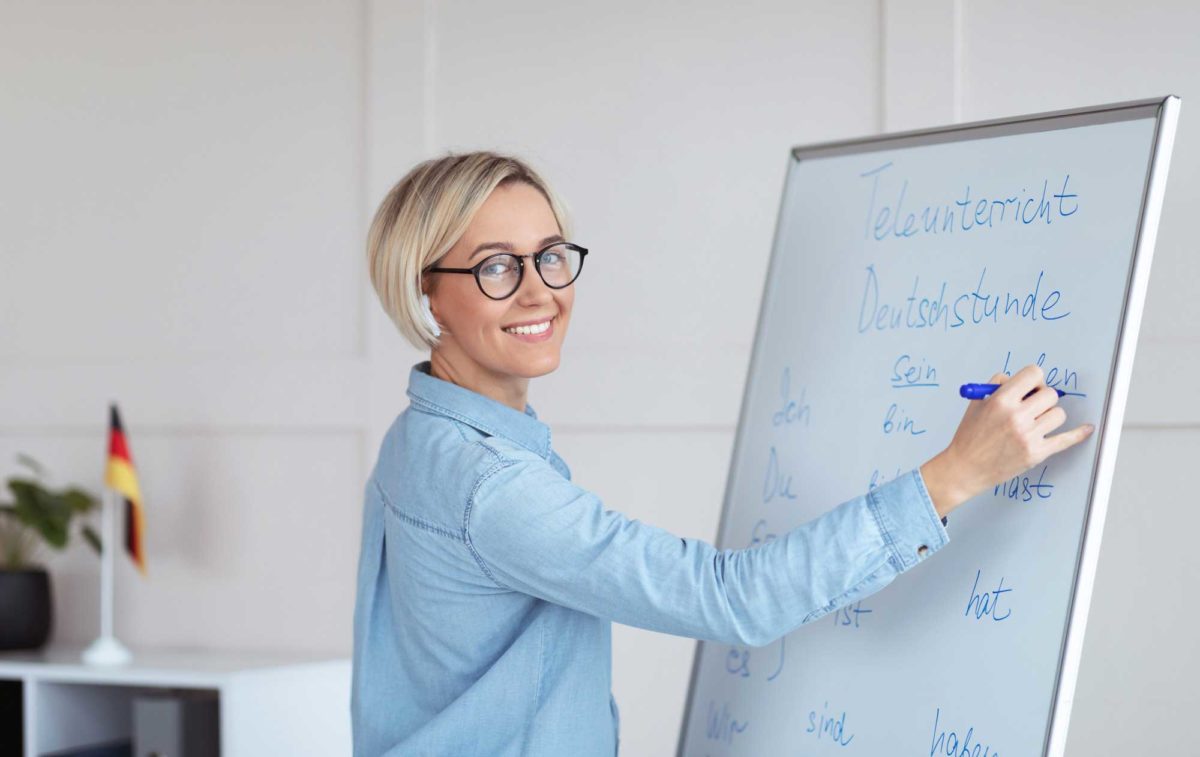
<box><xmin>917</xmin><ymin>545</ymin><xmax>929</xmax><ymax>558</ymax></box>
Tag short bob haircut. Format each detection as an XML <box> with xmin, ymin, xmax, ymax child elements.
<box><xmin>367</xmin><ymin>151</ymin><xmax>573</xmax><ymax>351</ymax></box>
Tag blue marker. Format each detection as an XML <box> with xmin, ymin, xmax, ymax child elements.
<box><xmin>959</xmin><ymin>383</ymin><xmax>1076</xmax><ymax>400</ymax></box>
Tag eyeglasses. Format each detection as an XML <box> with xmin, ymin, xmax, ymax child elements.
<box><xmin>424</xmin><ymin>241</ymin><xmax>588</xmax><ymax>300</ymax></box>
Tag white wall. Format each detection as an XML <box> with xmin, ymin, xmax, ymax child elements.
<box><xmin>2</xmin><ymin>1</ymin><xmax>1196</xmax><ymax>755</ymax></box>
<box><xmin>1</xmin><ymin>0</ymin><xmax>366</xmax><ymax>653</ymax></box>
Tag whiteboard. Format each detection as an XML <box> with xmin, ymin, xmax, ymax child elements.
<box><xmin>677</xmin><ymin>97</ymin><xmax>1179</xmax><ymax>757</ymax></box>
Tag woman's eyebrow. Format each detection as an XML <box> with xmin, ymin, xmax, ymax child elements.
<box><xmin>468</xmin><ymin>234</ymin><xmax>565</xmax><ymax>261</ymax></box>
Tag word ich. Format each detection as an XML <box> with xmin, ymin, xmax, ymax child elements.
<box><xmin>772</xmin><ymin>366</ymin><xmax>811</xmax><ymax>427</ymax></box>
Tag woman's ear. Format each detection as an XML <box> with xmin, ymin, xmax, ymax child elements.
<box><xmin>418</xmin><ymin>276</ymin><xmax>444</xmax><ymax>337</ymax></box>
<box><xmin>421</xmin><ymin>280</ymin><xmax>435</xmax><ymax>313</ymax></box>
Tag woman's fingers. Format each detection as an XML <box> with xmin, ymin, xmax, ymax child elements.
<box><xmin>974</xmin><ymin>372</ymin><xmax>1008</xmax><ymax>418</ymax></box>
<box><xmin>932</xmin><ymin>363</ymin><xmax>1094</xmax><ymax>515</ymax></box>
<box><xmin>1032</xmin><ymin>405</ymin><xmax>1067</xmax><ymax>436</ymax></box>
<box><xmin>995</xmin><ymin>364</ymin><xmax>1044</xmax><ymax>404</ymax></box>
<box><xmin>1042</xmin><ymin>422</ymin><xmax>1096</xmax><ymax>456</ymax></box>
<box><xmin>1024</xmin><ymin>383</ymin><xmax>1060</xmax><ymax>417</ymax></box>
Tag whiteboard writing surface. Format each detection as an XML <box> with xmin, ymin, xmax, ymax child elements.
<box><xmin>677</xmin><ymin>98</ymin><xmax>1178</xmax><ymax>757</ymax></box>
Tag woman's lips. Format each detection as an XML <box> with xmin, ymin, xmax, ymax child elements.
<box><xmin>502</xmin><ymin>318</ymin><xmax>554</xmax><ymax>343</ymax></box>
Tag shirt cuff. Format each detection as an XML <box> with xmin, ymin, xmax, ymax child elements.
<box><xmin>866</xmin><ymin>467</ymin><xmax>951</xmax><ymax>571</ymax></box>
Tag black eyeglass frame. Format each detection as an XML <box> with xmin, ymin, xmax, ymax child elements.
<box><xmin>423</xmin><ymin>242</ymin><xmax>589</xmax><ymax>300</ymax></box>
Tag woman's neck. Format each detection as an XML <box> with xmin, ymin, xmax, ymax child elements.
<box><xmin>429</xmin><ymin>348</ymin><xmax>529</xmax><ymax>414</ymax></box>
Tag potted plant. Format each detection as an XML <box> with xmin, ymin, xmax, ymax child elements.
<box><xmin>0</xmin><ymin>454</ymin><xmax>102</xmax><ymax>650</ymax></box>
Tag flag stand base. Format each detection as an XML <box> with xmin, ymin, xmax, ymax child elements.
<box><xmin>82</xmin><ymin>635</ymin><xmax>133</xmax><ymax>666</ymax></box>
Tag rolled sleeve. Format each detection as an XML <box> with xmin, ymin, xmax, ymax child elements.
<box><xmin>867</xmin><ymin>467</ymin><xmax>951</xmax><ymax>571</ymax></box>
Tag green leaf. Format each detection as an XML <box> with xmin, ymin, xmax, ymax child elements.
<box><xmin>3</xmin><ymin>459</ymin><xmax>105</xmax><ymax>558</ymax></box>
<box><xmin>63</xmin><ymin>488</ymin><xmax>99</xmax><ymax>514</ymax></box>
<box><xmin>82</xmin><ymin>524</ymin><xmax>103</xmax><ymax>555</ymax></box>
<box><xmin>9</xmin><ymin>479</ymin><xmax>71</xmax><ymax>549</ymax></box>
<box><xmin>15</xmin><ymin>453</ymin><xmax>45</xmax><ymax>478</ymax></box>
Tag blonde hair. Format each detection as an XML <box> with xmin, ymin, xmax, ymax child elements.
<box><xmin>366</xmin><ymin>151</ymin><xmax>573</xmax><ymax>351</ymax></box>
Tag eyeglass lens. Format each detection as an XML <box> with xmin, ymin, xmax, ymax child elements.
<box><xmin>478</xmin><ymin>244</ymin><xmax>583</xmax><ymax>299</ymax></box>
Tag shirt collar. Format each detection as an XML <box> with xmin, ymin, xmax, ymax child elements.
<box><xmin>405</xmin><ymin>361</ymin><xmax>552</xmax><ymax>459</ymax></box>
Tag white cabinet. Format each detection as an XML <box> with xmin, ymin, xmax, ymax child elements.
<box><xmin>0</xmin><ymin>644</ymin><xmax>351</xmax><ymax>756</ymax></box>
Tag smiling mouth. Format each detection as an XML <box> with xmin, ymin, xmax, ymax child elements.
<box><xmin>501</xmin><ymin>318</ymin><xmax>553</xmax><ymax>336</ymax></box>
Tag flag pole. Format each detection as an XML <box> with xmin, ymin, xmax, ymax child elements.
<box><xmin>82</xmin><ymin>487</ymin><xmax>132</xmax><ymax>665</ymax></box>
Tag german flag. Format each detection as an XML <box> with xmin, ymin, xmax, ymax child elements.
<box><xmin>104</xmin><ymin>403</ymin><xmax>146</xmax><ymax>575</ymax></box>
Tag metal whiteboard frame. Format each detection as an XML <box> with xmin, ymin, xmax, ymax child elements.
<box><xmin>675</xmin><ymin>95</ymin><xmax>1180</xmax><ymax>757</ymax></box>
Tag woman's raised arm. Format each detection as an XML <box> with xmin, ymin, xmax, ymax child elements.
<box><xmin>464</xmin><ymin>442</ymin><xmax>948</xmax><ymax>648</ymax></box>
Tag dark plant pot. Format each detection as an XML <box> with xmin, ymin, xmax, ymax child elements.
<box><xmin>0</xmin><ymin>568</ymin><xmax>52</xmax><ymax>650</ymax></box>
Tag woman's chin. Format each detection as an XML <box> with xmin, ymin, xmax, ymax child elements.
<box><xmin>526</xmin><ymin>357</ymin><xmax>562</xmax><ymax>379</ymax></box>
<box><xmin>508</xmin><ymin>349</ymin><xmax>561</xmax><ymax>379</ymax></box>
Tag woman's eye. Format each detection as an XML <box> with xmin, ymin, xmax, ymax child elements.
<box><xmin>480</xmin><ymin>255</ymin><xmax>516</xmax><ymax>276</ymax></box>
<box><xmin>541</xmin><ymin>251</ymin><xmax>563</xmax><ymax>265</ymax></box>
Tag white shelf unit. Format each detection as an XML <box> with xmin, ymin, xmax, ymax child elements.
<box><xmin>0</xmin><ymin>643</ymin><xmax>351</xmax><ymax>756</ymax></box>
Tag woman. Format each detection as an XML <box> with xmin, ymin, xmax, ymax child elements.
<box><xmin>350</xmin><ymin>151</ymin><xmax>1093</xmax><ymax>756</ymax></box>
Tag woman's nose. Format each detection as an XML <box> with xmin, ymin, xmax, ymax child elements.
<box><xmin>515</xmin><ymin>262</ymin><xmax>553</xmax><ymax>301</ymax></box>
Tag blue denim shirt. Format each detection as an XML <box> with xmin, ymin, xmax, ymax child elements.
<box><xmin>350</xmin><ymin>361</ymin><xmax>950</xmax><ymax>756</ymax></box>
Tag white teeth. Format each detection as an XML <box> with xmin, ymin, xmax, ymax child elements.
<box><xmin>503</xmin><ymin>320</ymin><xmax>551</xmax><ymax>335</ymax></box>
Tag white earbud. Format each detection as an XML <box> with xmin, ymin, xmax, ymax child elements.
<box><xmin>420</xmin><ymin>294</ymin><xmax>442</xmax><ymax>337</ymax></box>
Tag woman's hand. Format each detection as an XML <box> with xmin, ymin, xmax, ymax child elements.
<box><xmin>919</xmin><ymin>363</ymin><xmax>1095</xmax><ymax>518</ymax></box>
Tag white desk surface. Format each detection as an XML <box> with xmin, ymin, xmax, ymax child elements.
<box><xmin>0</xmin><ymin>642</ymin><xmax>349</xmax><ymax>687</ymax></box>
